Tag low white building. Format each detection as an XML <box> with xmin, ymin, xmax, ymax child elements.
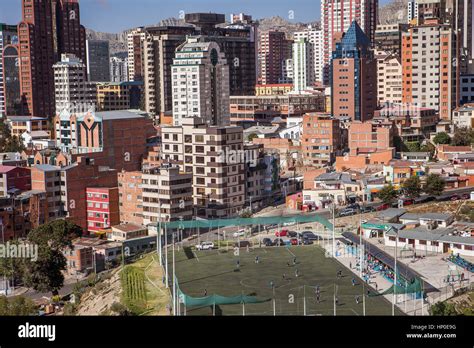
<box><xmin>384</xmin><ymin>227</ymin><xmax>474</xmax><ymax>257</ymax></box>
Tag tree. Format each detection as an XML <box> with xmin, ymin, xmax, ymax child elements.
<box><xmin>420</xmin><ymin>143</ymin><xmax>436</xmax><ymax>159</ymax></box>
<box><xmin>378</xmin><ymin>184</ymin><xmax>399</xmax><ymax>204</ymax></box>
<box><xmin>247</xmin><ymin>133</ymin><xmax>258</xmax><ymax>142</ymax></box>
<box><xmin>452</xmin><ymin>127</ymin><xmax>474</xmax><ymax>146</ymax></box>
<box><xmin>23</xmin><ymin>220</ymin><xmax>82</xmax><ymax>294</ymax></box>
<box><xmin>2</xmin><ymin>135</ymin><xmax>25</xmax><ymax>152</ymax></box>
<box><xmin>433</xmin><ymin>132</ymin><xmax>451</xmax><ymax>145</ymax></box>
<box><xmin>405</xmin><ymin>141</ymin><xmax>421</xmax><ymax>152</ymax></box>
<box><xmin>429</xmin><ymin>301</ymin><xmax>458</xmax><ymax>316</ymax></box>
<box><xmin>0</xmin><ymin>296</ymin><xmax>37</xmax><ymax>316</ymax></box>
<box><xmin>424</xmin><ymin>174</ymin><xmax>446</xmax><ymax>197</ymax></box>
<box><xmin>402</xmin><ymin>176</ymin><xmax>422</xmax><ymax>198</ymax></box>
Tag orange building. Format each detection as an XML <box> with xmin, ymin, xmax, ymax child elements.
<box><xmin>117</xmin><ymin>170</ymin><xmax>143</xmax><ymax>225</ymax></box>
<box><xmin>349</xmin><ymin>120</ymin><xmax>394</xmax><ymax>155</ymax></box>
<box><xmin>301</xmin><ymin>113</ymin><xmax>342</xmax><ymax>167</ymax></box>
<box><xmin>402</xmin><ymin>20</ymin><xmax>458</xmax><ymax>120</ymax></box>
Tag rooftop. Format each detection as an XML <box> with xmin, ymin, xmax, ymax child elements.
<box><xmin>111</xmin><ymin>223</ymin><xmax>146</xmax><ymax>233</ymax></box>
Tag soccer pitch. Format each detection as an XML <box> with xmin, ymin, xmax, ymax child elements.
<box><xmin>171</xmin><ymin>244</ymin><xmax>402</xmax><ymax>316</ymax></box>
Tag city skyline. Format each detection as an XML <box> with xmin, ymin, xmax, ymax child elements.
<box><xmin>0</xmin><ymin>0</ymin><xmax>392</xmax><ymax>33</ymax></box>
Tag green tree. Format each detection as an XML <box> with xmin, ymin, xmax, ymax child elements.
<box><xmin>424</xmin><ymin>174</ymin><xmax>446</xmax><ymax>197</ymax></box>
<box><xmin>0</xmin><ymin>296</ymin><xmax>37</xmax><ymax>316</ymax></box>
<box><xmin>452</xmin><ymin>127</ymin><xmax>474</xmax><ymax>146</ymax></box>
<box><xmin>405</xmin><ymin>141</ymin><xmax>421</xmax><ymax>152</ymax></box>
<box><xmin>429</xmin><ymin>301</ymin><xmax>458</xmax><ymax>316</ymax></box>
<box><xmin>247</xmin><ymin>133</ymin><xmax>258</xmax><ymax>142</ymax></box>
<box><xmin>402</xmin><ymin>176</ymin><xmax>422</xmax><ymax>198</ymax></box>
<box><xmin>433</xmin><ymin>132</ymin><xmax>451</xmax><ymax>145</ymax></box>
<box><xmin>23</xmin><ymin>220</ymin><xmax>82</xmax><ymax>294</ymax></box>
<box><xmin>420</xmin><ymin>143</ymin><xmax>436</xmax><ymax>159</ymax></box>
<box><xmin>378</xmin><ymin>183</ymin><xmax>399</xmax><ymax>204</ymax></box>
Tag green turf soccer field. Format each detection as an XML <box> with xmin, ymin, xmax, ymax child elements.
<box><xmin>170</xmin><ymin>244</ymin><xmax>403</xmax><ymax>316</ymax></box>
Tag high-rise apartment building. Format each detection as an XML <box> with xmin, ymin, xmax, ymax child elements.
<box><xmin>294</xmin><ymin>26</ymin><xmax>324</xmax><ymax>84</ymax></box>
<box><xmin>374</xmin><ymin>24</ymin><xmax>409</xmax><ymax>56</ymax></box>
<box><xmin>258</xmin><ymin>31</ymin><xmax>292</xmax><ymax>85</ymax></box>
<box><xmin>402</xmin><ymin>21</ymin><xmax>458</xmax><ymax>120</ymax></box>
<box><xmin>131</xmin><ymin>13</ymin><xmax>256</xmax><ymax>121</ymax></box>
<box><xmin>16</xmin><ymin>0</ymin><xmax>86</xmax><ymax>118</ymax></box>
<box><xmin>172</xmin><ymin>37</ymin><xmax>230</xmax><ymax>127</ymax></box>
<box><xmin>86</xmin><ymin>40</ymin><xmax>110</xmax><ymax>82</ymax></box>
<box><xmin>53</xmin><ymin>54</ymin><xmax>97</xmax><ymax>112</ymax></box>
<box><xmin>140</xmin><ymin>26</ymin><xmax>195</xmax><ymax>119</ymax></box>
<box><xmin>161</xmin><ymin>119</ymin><xmax>245</xmax><ymax>218</ymax></box>
<box><xmin>0</xmin><ymin>23</ymin><xmax>18</xmax><ymax>118</ymax></box>
<box><xmin>110</xmin><ymin>56</ymin><xmax>128</xmax><ymax>83</ymax></box>
<box><xmin>331</xmin><ymin>21</ymin><xmax>377</xmax><ymax>122</ymax></box>
<box><xmin>127</xmin><ymin>27</ymin><xmax>146</xmax><ymax>82</ymax></box>
<box><xmin>321</xmin><ymin>0</ymin><xmax>378</xmax><ymax>83</ymax></box>
<box><xmin>292</xmin><ymin>38</ymin><xmax>311</xmax><ymax>92</ymax></box>
<box><xmin>376</xmin><ymin>51</ymin><xmax>403</xmax><ymax>106</ymax></box>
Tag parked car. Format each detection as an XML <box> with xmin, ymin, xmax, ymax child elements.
<box><xmin>361</xmin><ymin>206</ymin><xmax>375</xmax><ymax>213</ymax></box>
<box><xmin>435</xmin><ymin>195</ymin><xmax>451</xmax><ymax>202</ymax></box>
<box><xmin>461</xmin><ymin>193</ymin><xmax>470</xmax><ymax>200</ymax></box>
<box><xmin>290</xmin><ymin>238</ymin><xmax>299</xmax><ymax>245</ymax></box>
<box><xmin>302</xmin><ymin>239</ymin><xmax>314</xmax><ymax>245</ymax></box>
<box><xmin>262</xmin><ymin>238</ymin><xmax>273</xmax><ymax>247</ymax></box>
<box><xmin>402</xmin><ymin>198</ymin><xmax>414</xmax><ymax>206</ymax></box>
<box><xmin>376</xmin><ymin>203</ymin><xmax>390</xmax><ymax>211</ymax></box>
<box><xmin>347</xmin><ymin>203</ymin><xmax>360</xmax><ymax>210</ymax></box>
<box><xmin>273</xmin><ymin>238</ymin><xmax>285</xmax><ymax>246</ymax></box>
<box><xmin>275</xmin><ymin>229</ymin><xmax>288</xmax><ymax>237</ymax></box>
<box><xmin>301</xmin><ymin>232</ymin><xmax>318</xmax><ymax>241</ymax></box>
<box><xmin>288</xmin><ymin>231</ymin><xmax>298</xmax><ymax>238</ymax></box>
<box><xmin>338</xmin><ymin>208</ymin><xmax>357</xmax><ymax>217</ymax></box>
<box><xmin>450</xmin><ymin>194</ymin><xmax>460</xmax><ymax>201</ymax></box>
<box><xmin>196</xmin><ymin>242</ymin><xmax>215</xmax><ymax>250</ymax></box>
<box><xmin>233</xmin><ymin>229</ymin><xmax>246</xmax><ymax>238</ymax></box>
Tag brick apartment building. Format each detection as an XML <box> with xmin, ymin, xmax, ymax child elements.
<box><xmin>60</xmin><ymin>156</ymin><xmax>118</xmax><ymax>232</ymax></box>
<box><xmin>301</xmin><ymin>113</ymin><xmax>342</xmax><ymax>167</ymax></box>
<box><xmin>0</xmin><ymin>190</ymin><xmax>47</xmax><ymax>240</ymax></box>
<box><xmin>54</xmin><ymin>109</ymin><xmax>155</xmax><ymax>172</ymax></box>
<box><xmin>118</xmin><ymin>170</ymin><xmax>143</xmax><ymax>225</ymax></box>
<box><xmin>86</xmin><ymin>187</ymin><xmax>120</xmax><ymax>234</ymax></box>
<box><xmin>349</xmin><ymin>120</ymin><xmax>394</xmax><ymax>155</ymax></box>
<box><xmin>0</xmin><ymin>165</ymin><xmax>31</xmax><ymax>197</ymax></box>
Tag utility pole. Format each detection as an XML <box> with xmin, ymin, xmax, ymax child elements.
<box><xmin>158</xmin><ymin>203</ymin><xmax>162</xmax><ymax>266</ymax></box>
<box><xmin>332</xmin><ymin>196</ymin><xmax>336</xmax><ymax>258</ymax></box>
<box><xmin>165</xmin><ymin>224</ymin><xmax>169</xmax><ymax>288</ymax></box>
<box><xmin>392</xmin><ymin>227</ymin><xmax>398</xmax><ymax>316</ymax></box>
<box><xmin>172</xmin><ymin>232</ymin><xmax>176</xmax><ymax>315</ymax></box>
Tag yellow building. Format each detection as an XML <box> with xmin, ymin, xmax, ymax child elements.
<box><xmin>96</xmin><ymin>81</ymin><xmax>143</xmax><ymax>111</ymax></box>
<box><xmin>255</xmin><ymin>84</ymin><xmax>293</xmax><ymax>96</ymax></box>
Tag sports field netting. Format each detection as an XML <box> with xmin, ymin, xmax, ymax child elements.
<box><xmin>170</xmin><ymin>245</ymin><xmax>402</xmax><ymax>316</ymax></box>
<box><xmin>163</xmin><ymin>215</ymin><xmax>333</xmax><ymax>230</ymax></box>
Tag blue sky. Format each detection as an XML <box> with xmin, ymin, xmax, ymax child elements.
<box><xmin>0</xmin><ymin>0</ymin><xmax>392</xmax><ymax>33</ymax></box>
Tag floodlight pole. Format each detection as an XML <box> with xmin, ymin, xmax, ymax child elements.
<box><xmin>172</xmin><ymin>233</ymin><xmax>176</xmax><ymax>316</ymax></box>
<box><xmin>158</xmin><ymin>203</ymin><xmax>162</xmax><ymax>266</ymax></box>
<box><xmin>392</xmin><ymin>227</ymin><xmax>398</xmax><ymax>316</ymax></box>
<box><xmin>165</xmin><ymin>224</ymin><xmax>169</xmax><ymax>288</ymax></box>
<box><xmin>332</xmin><ymin>196</ymin><xmax>336</xmax><ymax>258</ymax></box>
<box><xmin>303</xmin><ymin>285</ymin><xmax>306</xmax><ymax>316</ymax></box>
<box><xmin>359</xmin><ymin>199</ymin><xmax>363</xmax><ymax>278</ymax></box>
